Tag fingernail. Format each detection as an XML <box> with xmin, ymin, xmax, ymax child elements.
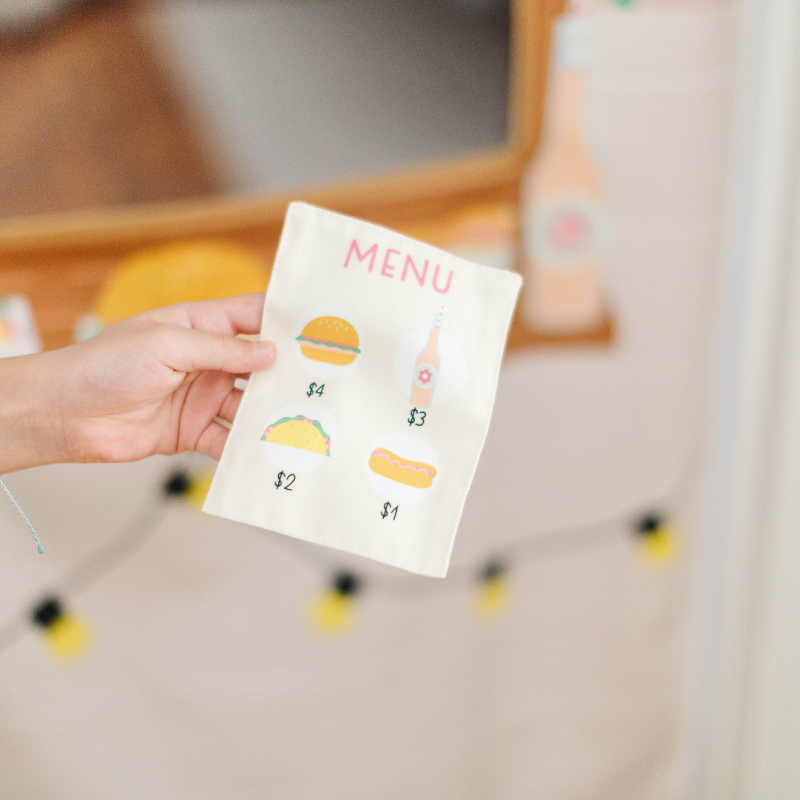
<box><xmin>254</xmin><ymin>340</ymin><xmax>275</xmax><ymax>357</ymax></box>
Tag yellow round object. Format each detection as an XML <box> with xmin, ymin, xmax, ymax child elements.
<box><xmin>186</xmin><ymin>469</ymin><xmax>215</xmax><ymax>509</ymax></box>
<box><xmin>44</xmin><ymin>615</ymin><xmax>92</xmax><ymax>661</ymax></box>
<box><xmin>639</xmin><ymin>526</ymin><xmax>681</xmax><ymax>568</ymax></box>
<box><xmin>307</xmin><ymin>590</ymin><xmax>356</xmax><ymax>635</ymax></box>
<box><xmin>95</xmin><ymin>241</ymin><xmax>268</xmax><ymax>325</ymax></box>
<box><xmin>473</xmin><ymin>576</ymin><xmax>512</xmax><ymax>620</ymax></box>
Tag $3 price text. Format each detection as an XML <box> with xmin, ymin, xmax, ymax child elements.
<box><xmin>407</xmin><ymin>408</ymin><xmax>426</xmax><ymax>427</ymax></box>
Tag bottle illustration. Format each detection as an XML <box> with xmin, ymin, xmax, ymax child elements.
<box><xmin>410</xmin><ymin>307</ymin><xmax>443</xmax><ymax>408</ymax></box>
<box><xmin>520</xmin><ymin>0</ymin><xmax>606</xmax><ymax>334</ymax></box>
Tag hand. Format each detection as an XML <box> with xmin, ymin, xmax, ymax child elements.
<box><xmin>0</xmin><ymin>294</ymin><xmax>276</xmax><ymax>472</ymax></box>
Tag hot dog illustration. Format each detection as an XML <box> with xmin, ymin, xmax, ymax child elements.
<box><xmin>295</xmin><ymin>316</ymin><xmax>361</xmax><ymax>366</ymax></box>
<box><xmin>368</xmin><ymin>447</ymin><xmax>437</xmax><ymax>489</ymax></box>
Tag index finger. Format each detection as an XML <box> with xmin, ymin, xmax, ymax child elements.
<box><xmin>148</xmin><ymin>293</ymin><xmax>267</xmax><ymax>336</ymax></box>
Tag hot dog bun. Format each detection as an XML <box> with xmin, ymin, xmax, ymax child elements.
<box><xmin>368</xmin><ymin>448</ymin><xmax>436</xmax><ymax>489</ymax></box>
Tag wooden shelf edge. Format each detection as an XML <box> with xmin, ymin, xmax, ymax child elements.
<box><xmin>0</xmin><ymin>148</ymin><xmax>522</xmax><ymax>255</ymax></box>
<box><xmin>507</xmin><ymin>307</ymin><xmax>616</xmax><ymax>352</ymax></box>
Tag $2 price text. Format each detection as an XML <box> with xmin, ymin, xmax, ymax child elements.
<box><xmin>275</xmin><ymin>471</ymin><xmax>296</xmax><ymax>490</ymax></box>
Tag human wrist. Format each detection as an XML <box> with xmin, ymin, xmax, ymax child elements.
<box><xmin>0</xmin><ymin>352</ymin><xmax>67</xmax><ymax>472</ymax></box>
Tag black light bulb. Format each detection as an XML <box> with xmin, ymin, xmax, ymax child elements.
<box><xmin>637</xmin><ymin>514</ymin><xmax>662</xmax><ymax>536</ymax></box>
<box><xmin>31</xmin><ymin>597</ymin><xmax>62</xmax><ymax>628</ymax></box>
<box><xmin>163</xmin><ymin>471</ymin><xmax>191</xmax><ymax>497</ymax></box>
<box><xmin>481</xmin><ymin>561</ymin><xmax>505</xmax><ymax>582</ymax></box>
<box><xmin>333</xmin><ymin>571</ymin><xmax>361</xmax><ymax>596</ymax></box>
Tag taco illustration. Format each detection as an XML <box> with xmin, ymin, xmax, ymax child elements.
<box><xmin>368</xmin><ymin>448</ymin><xmax>436</xmax><ymax>489</ymax></box>
<box><xmin>296</xmin><ymin>316</ymin><xmax>361</xmax><ymax>366</ymax></box>
<box><xmin>261</xmin><ymin>416</ymin><xmax>331</xmax><ymax>456</ymax></box>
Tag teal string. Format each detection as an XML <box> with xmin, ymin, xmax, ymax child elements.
<box><xmin>0</xmin><ymin>477</ymin><xmax>44</xmax><ymax>554</ymax></box>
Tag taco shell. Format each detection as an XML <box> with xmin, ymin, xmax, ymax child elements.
<box><xmin>262</xmin><ymin>416</ymin><xmax>331</xmax><ymax>456</ymax></box>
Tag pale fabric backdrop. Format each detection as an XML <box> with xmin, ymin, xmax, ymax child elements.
<box><xmin>0</xmin><ymin>3</ymin><xmax>736</xmax><ymax>798</ymax></box>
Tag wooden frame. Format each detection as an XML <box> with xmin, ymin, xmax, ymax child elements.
<box><xmin>0</xmin><ymin>0</ymin><xmax>567</xmax><ymax>352</ymax></box>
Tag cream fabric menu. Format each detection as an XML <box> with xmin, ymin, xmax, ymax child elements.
<box><xmin>204</xmin><ymin>202</ymin><xmax>521</xmax><ymax>576</ymax></box>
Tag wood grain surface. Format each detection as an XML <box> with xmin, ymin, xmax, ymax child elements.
<box><xmin>0</xmin><ymin>3</ymin><xmax>220</xmax><ymax>219</ymax></box>
<box><xmin>0</xmin><ymin>0</ymin><xmax>612</xmax><ymax>354</ymax></box>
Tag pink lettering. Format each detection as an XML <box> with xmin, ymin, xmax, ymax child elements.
<box><xmin>401</xmin><ymin>255</ymin><xmax>428</xmax><ymax>287</ymax></box>
<box><xmin>344</xmin><ymin>240</ymin><xmax>378</xmax><ymax>272</ymax></box>
<box><xmin>381</xmin><ymin>248</ymin><xmax>399</xmax><ymax>278</ymax></box>
<box><xmin>432</xmin><ymin>264</ymin><xmax>453</xmax><ymax>295</ymax></box>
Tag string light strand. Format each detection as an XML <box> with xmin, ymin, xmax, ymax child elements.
<box><xmin>0</xmin><ymin>476</ymin><xmax>44</xmax><ymax>553</ymax></box>
<box><xmin>0</xmin><ymin>496</ymin><xmax>167</xmax><ymax>656</ymax></box>
<box><xmin>0</xmin><ymin>452</ymin><xmax>698</xmax><ymax>656</ymax></box>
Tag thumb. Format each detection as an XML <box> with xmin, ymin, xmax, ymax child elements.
<box><xmin>158</xmin><ymin>326</ymin><xmax>276</xmax><ymax>374</ymax></box>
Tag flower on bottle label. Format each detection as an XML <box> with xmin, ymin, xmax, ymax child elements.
<box><xmin>524</xmin><ymin>193</ymin><xmax>608</xmax><ymax>269</ymax></box>
<box><xmin>414</xmin><ymin>364</ymin><xmax>437</xmax><ymax>388</ymax></box>
<box><xmin>547</xmin><ymin>208</ymin><xmax>591</xmax><ymax>252</ymax></box>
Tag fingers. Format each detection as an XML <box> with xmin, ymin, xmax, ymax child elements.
<box><xmin>195</xmin><ymin>419</ymin><xmax>231</xmax><ymax>461</ymax></box>
<box><xmin>158</xmin><ymin>324</ymin><xmax>276</xmax><ymax>375</ymax></box>
<box><xmin>196</xmin><ymin>293</ymin><xmax>266</xmax><ymax>335</ymax></box>
<box><xmin>217</xmin><ymin>387</ymin><xmax>244</xmax><ymax>424</ymax></box>
<box><xmin>149</xmin><ymin>293</ymin><xmax>266</xmax><ymax>336</ymax></box>
<box><xmin>174</xmin><ymin>371</ymin><xmax>244</xmax><ymax>460</ymax></box>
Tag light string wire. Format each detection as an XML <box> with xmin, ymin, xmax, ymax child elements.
<box><xmin>0</xmin><ymin>499</ymin><xmax>166</xmax><ymax>655</ymax></box>
<box><xmin>0</xmin><ymin>450</ymin><xmax>700</xmax><ymax>656</ymax></box>
<box><xmin>270</xmin><ymin>491</ymin><xmax>676</xmax><ymax>599</ymax></box>
<box><xmin>0</xmin><ymin>476</ymin><xmax>44</xmax><ymax>554</ymax></box>
<box><xmin>270</xmin><ymin>448</ymin><xmax>702</xmax><ymax>596</ymax></box>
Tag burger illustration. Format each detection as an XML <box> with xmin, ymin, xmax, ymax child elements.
<box><xmin>295</xmin><ymin>316</ymin><xmax>361</xmax><ymax>366</ymax></box>
<box><xmin>261</xmin><ymin>415</ymin><xmax>331</xmax><ymax>456</ymax></box>
<box><xmin>368</xmin><ymin>447</ymin><xmax>436</xmax><ymax>489</ymax></box>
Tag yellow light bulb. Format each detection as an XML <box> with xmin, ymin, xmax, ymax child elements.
<box><xmin>186</xmin><ymin>470</ymin><xmax>215</xmax><ymax>509</ymax></box>
<box><xmin>307</xmin><ymin>590</ymin><xmax>356</xmax><ymax>636</ymax></box>
<box><xmin>44</xmin><ymin>615</ymin><xmax>92</xmax><ymax>661</ymax></box>
<box><xmin>638</xmin><ymin>524</ymin><xmax>681</xmax><ymax>568</ymax></box>
<box><xmin>474</xmin><ymin>575</ymin><xmax>511</xmax><ymax>620</ymax></box>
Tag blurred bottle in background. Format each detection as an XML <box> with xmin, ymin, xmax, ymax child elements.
<box><xmin>520</xmin><ymin>0</ymin><xmax>607</xmax><ymax>334</ymax></box>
